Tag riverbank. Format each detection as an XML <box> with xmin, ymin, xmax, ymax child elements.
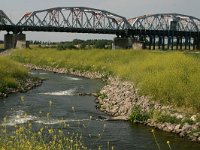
<box><xmin>0</xmin><ymin>51</ymin><xmax>43</xmax><ymax>98</ymax></box>
<box><xmin>9</xmin><ymin>48</ymin><xmax>200</xmax><ymax>142</ymax></box>
<box><xmin>0</xmin><ymin>77</ymin><xmax>43</xmax><ymax>98</ymax></box>
<box><xmin>97</xmin><ymin>77</ymin><xmax>200</xmax><ymax>142</ymax></box>
<box><xmin>24</xmin><ymin>63</ymin><xmax>200</xmax><ymax>143</ymax></box>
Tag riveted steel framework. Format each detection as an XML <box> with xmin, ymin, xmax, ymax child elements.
<box><xmin>128</xmin><ymin>13</ymin><xmax>200</xmax><ymax>50</ymax></box>
<box><xmin>0</xmin><ymin>10</ymin><xmax>14</xmax><ymax>25</ymax></box>
<box><xmin>17</xmin><ymin>7</ymin><xmax>130</xmax><ymax>36</ymax></box>
<box><xmin>0</xmin><ymin>8</ymin><xmax>200</xmax><ymax>50</ymax></box>
<box><xmin>0</xmin><ymin>10</ymin><xmax>15</xmax><ymax>31</ymax></box>
<box><xmin>128</xmin><ymin>13</ymin><xmax>200</xmax><ymax>32</ymax></box>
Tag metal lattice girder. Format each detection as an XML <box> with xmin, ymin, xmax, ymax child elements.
<box><xmin>0</xmin><ymin>10</ymin><xmax>14</xmax><ymax>25</ymax></box>
<box><xmin>17</xmin><ymin>7</ymin><xmax>131</xmax><ymax>32</ymax></box>
<box><xmin>128</xmin><ymin>13</ymin><xmax>200</xmax><ymax>32</ymax></box>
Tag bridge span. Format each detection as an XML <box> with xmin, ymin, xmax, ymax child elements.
<box><xmin>0</xmin><ymin>7</ymin><xmax>200</xmax><ymax>50</ymax></box>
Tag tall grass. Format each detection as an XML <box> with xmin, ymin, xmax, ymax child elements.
<box><xmin>10</xmin><ymin>48</ymin><xmax>200</xmax><ymax>112</ymax></box>
<box><xmin>0</xmin><ymin>56</ymin><xmax>28</xmax><ymax>92</ymax></box>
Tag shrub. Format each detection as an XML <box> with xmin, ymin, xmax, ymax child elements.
<box><xmin>129</xmin><ymin>106</ymin><xmax>150</xmax><ymax>122</ymax></box>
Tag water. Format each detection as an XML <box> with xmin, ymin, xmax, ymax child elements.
<box><xmin>0</xmin><ymin>70</ymin><xmax>200</xmax><ymax>150</ymax></box>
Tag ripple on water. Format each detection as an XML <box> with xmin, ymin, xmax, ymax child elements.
<box><xmin>29</xmin><ymin>72</ymin><xmax>48</xmax><ymax>75</ymax></box>
<box><xmin>63</xmin><ymin>76</ymin><xmax>82</xmax><ymax>81</ymax></box>
<box><xmin>35</xmin><ymin>118</ymin><xmax>90</xmax><ymax>125</ymax></box>
<box><xmin>1</xmin><ymin>110</ymin><xmax>37</xmax><ymax>126</ymax></box>
<box><xmin>39</xmin><ymin>89</ymin><xmax>76</xmax><ymax>96</ymax></box>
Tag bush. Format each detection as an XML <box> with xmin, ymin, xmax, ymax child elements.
<box><xmin>129</xmin><ymin>106</ymin><xmax>150</xmax><ymax>122</ymax></box>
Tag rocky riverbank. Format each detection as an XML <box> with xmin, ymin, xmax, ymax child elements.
<box><xmin>24</xmin><ymin>64</ymin><xmax>200</xmax><ymax>142</ymax></box>
<box><xmin>97</xmin><ymin>77</ymin><xmax>200</xmax><ymax>142</ymax></box>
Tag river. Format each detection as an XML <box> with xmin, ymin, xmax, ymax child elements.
<box><xmin>0</xmin><ymin>70</ymin><xmax>200</xmax><ymax>150</ymax></box>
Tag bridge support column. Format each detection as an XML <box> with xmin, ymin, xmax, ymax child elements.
<box><xmin>176</xmin><ymin>37</ymin><xmax>179</xmax><ymax>50</ymax></box>
<box><xmin>197</xmin><ymin>38</ymin><xmax>200</xmax><ymax>50</ymax></box>
<box><xmin>149</xmin><ymin>36</ymin><xmax>152</xmax><ymax>50</ymax></box>
<box><xmin>180</xmin><ymin>37</ymin><xmax>182</xmax><ymax>50</ymax></box>
<box><xmin>4</xmin><ymin>33</ymin><xmax>26</xmax><ymax>49</ymax></box>
<box><xmin>162</xmin><ymin>36</ymin><xmax>165</xmax><ymax>50</ymax></box>
<box><xmin>4</xmin><ymin>34</ymin><xmax>15</xmax><ymax>49</ymax></box>
<box><xmin>185</xmin><ymin>37</ymin><xmax>188</xmax><ymax>50</ymax></box>
<box><xmin>113</xmin><ymin>37</ymin><xmax>134</xmax><ymax>49</ymax></box>
<box><xmin>153</xmin><ymin>35</ymin><xmax>156</xmax><ymax>50</ymax></box>
<box><xmin>16</xmin><ymin>34</ymin><xmax>26</xmax><ymax>49</ymax></box>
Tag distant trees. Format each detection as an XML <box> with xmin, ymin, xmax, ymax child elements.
<box><xmin>57</xmin><ymin>39</ymin><xmax>113</xmax><ymax>50</ymax></box>
<box><xmin>29</xmin><ymin>39</ymin><xmax>113</xmax><ymax>50</ymax></box>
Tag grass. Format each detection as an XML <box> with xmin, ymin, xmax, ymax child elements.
<box><xmin>9</xmin><ymin>48</ymin><xmax>200</xmax><ymax>113</ymax></box>
<box><xmin>0</xmin><ymin>56</ymin><xmax>28</xmax><ymax>93</ymax></box>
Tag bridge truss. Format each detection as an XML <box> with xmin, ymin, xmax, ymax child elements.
<box><xmin>0</xmin><ymin>8</ymin><xmax>200</xmax><ymax>50</ymax></box>
<box><xmin>128</xmin><ymin>13</ymin><xmax>200</xmax><ymax>50</ymax></box>
<box><xmin>0</xmin><ymin>10</ymin><xmax>14</xmax><ymax>31</ymax></box>
<box><xmin>17</xmin><ymin>7</ymin><xmax>130</xmax><ymax>36</ymax></box>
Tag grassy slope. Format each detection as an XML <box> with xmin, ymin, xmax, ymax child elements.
<box><xmin>10</xmin><ymin>48</ymin><xmax>200</xmax><ymax>112</ymax></box>
<box><xmin>0</xmin><ymin>56</ymin><xmax>28</xmax><ymax>93</ymax></box>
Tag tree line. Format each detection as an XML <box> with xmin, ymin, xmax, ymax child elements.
<box><xmin>29</xmin><ymin>39</ymin><xmax>113</xmax><ymax>50</ymax></box>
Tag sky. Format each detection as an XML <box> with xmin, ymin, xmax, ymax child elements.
<box><xmin>0</xmin><ymin>0</ymin><xmax>199</xmax><ymax>42</ymax></box>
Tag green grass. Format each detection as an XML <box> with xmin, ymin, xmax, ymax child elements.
<box><xmin>0</xmin><ymin>56</ymin><xmax>28</xmax><ymax>93</ymax></box>
<box><xmin>10</xmin><ymin>48</ymin><xmax>200</xmax><ymax>112</ymax></box>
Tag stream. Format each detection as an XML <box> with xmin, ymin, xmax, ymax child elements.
<box><xmin>0</xmin><ymin>70</ymin><xmax>200</xmax><ymax>150</ymax></box>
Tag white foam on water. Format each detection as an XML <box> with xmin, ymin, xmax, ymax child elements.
<box><xmin>39</xmin><ymin>72</ymin><xmax>48</xmax><ymax>75</ymax></box>
<box><xmin>29</xmin><ymin>72</ymin><xmax>48</xmax><ymax>75</ymax></box>
<box><xmin>35</xmin><ymin>118</ymin><xmax>90</xmax><ymax>125</ymax></box>
<box><xmin>1</xmin><ymin>110</ymin><xmax>37</xmax><ymax>126</ymax></box>
<box><xmin>64</xmin><ymin>76</ymin><xmax>82</xmax><ymax>81</ymax></box>
<box><xmin>39</xmin><ymin>89</ymin><xmax>76</xmax><ymax>96</ymax></box>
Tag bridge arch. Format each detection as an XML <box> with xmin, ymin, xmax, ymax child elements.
<box><xmin>0</xmin><ymin>10</ymin><xmax>14</xmax><ymax>26</ymax></box>
<box><xmin>17</xmin><ymin>7</ymin><xmax>130</xmax><ymax>35</ymax></box>
<box><xmin>128</xmin><ymin>13</ymin><xmax>200</xmax><ymax>32</ymax></box>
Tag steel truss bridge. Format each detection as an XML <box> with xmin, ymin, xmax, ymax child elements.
<box><xmin>0</xmin><ymin>7</ymin><xmax>200</xmax><ymax>50</ymax></box>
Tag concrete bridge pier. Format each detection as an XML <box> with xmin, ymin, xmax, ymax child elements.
<box><xmin>194</xmin><ymin>37</ymin><xmax>200</xmax><ymax>50</ymax></box>
<box><xmin>196</xmin><ymin>38</ymin><xmax>200</xmax><ymax>50</ymax></box>
<box><xmin>4</xmin><ymin>34</ymin><xmax>15</xmax><ymax>49</ymax></box>
<box><xmin>113</xmin><ymin>37</ymin><xmax>134</xmax><ymax>49</ymax></box>
<box><xmin>4</xmin><ymin>33</ymin><xmax>26</xmax><ymax>49</ymax></box>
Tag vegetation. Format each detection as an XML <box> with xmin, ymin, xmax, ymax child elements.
<box><xmin>29</xmin><ymin>39</ymin><xmax>113</xmax><ymax>50</ymax></box>
<box><xmin>0</xmin><ymin>56</ymin><xmax>28</xmax><ymax>93</ymax></box>
<box><xmin>57</xmin><ymin>39</ymin><xmax>112</xmax><ymax>50</ymax></box>
<box><xmin>0</xmin><ymin>99</ymin><xmax>111</xmax><ymax>150</ymax></box>
<box><xmin>129</xmin><ymin>106</ymin><xmax>150</xmax><ymax>122</ymax></box>
<box><xmin>10</xmin><ymin>48</ymin><xmax>200</xmax><ymax>113</ymax></box>
<box><xmin>0</xmin><ymin>124</ymin><xmax>87</xmax><ymax>150</ymax></box>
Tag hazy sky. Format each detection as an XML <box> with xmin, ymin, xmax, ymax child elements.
<box><xmin>0</xmin><ymin>0</ymin><xmax>199</xmax><ymax>41</ymax></box>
